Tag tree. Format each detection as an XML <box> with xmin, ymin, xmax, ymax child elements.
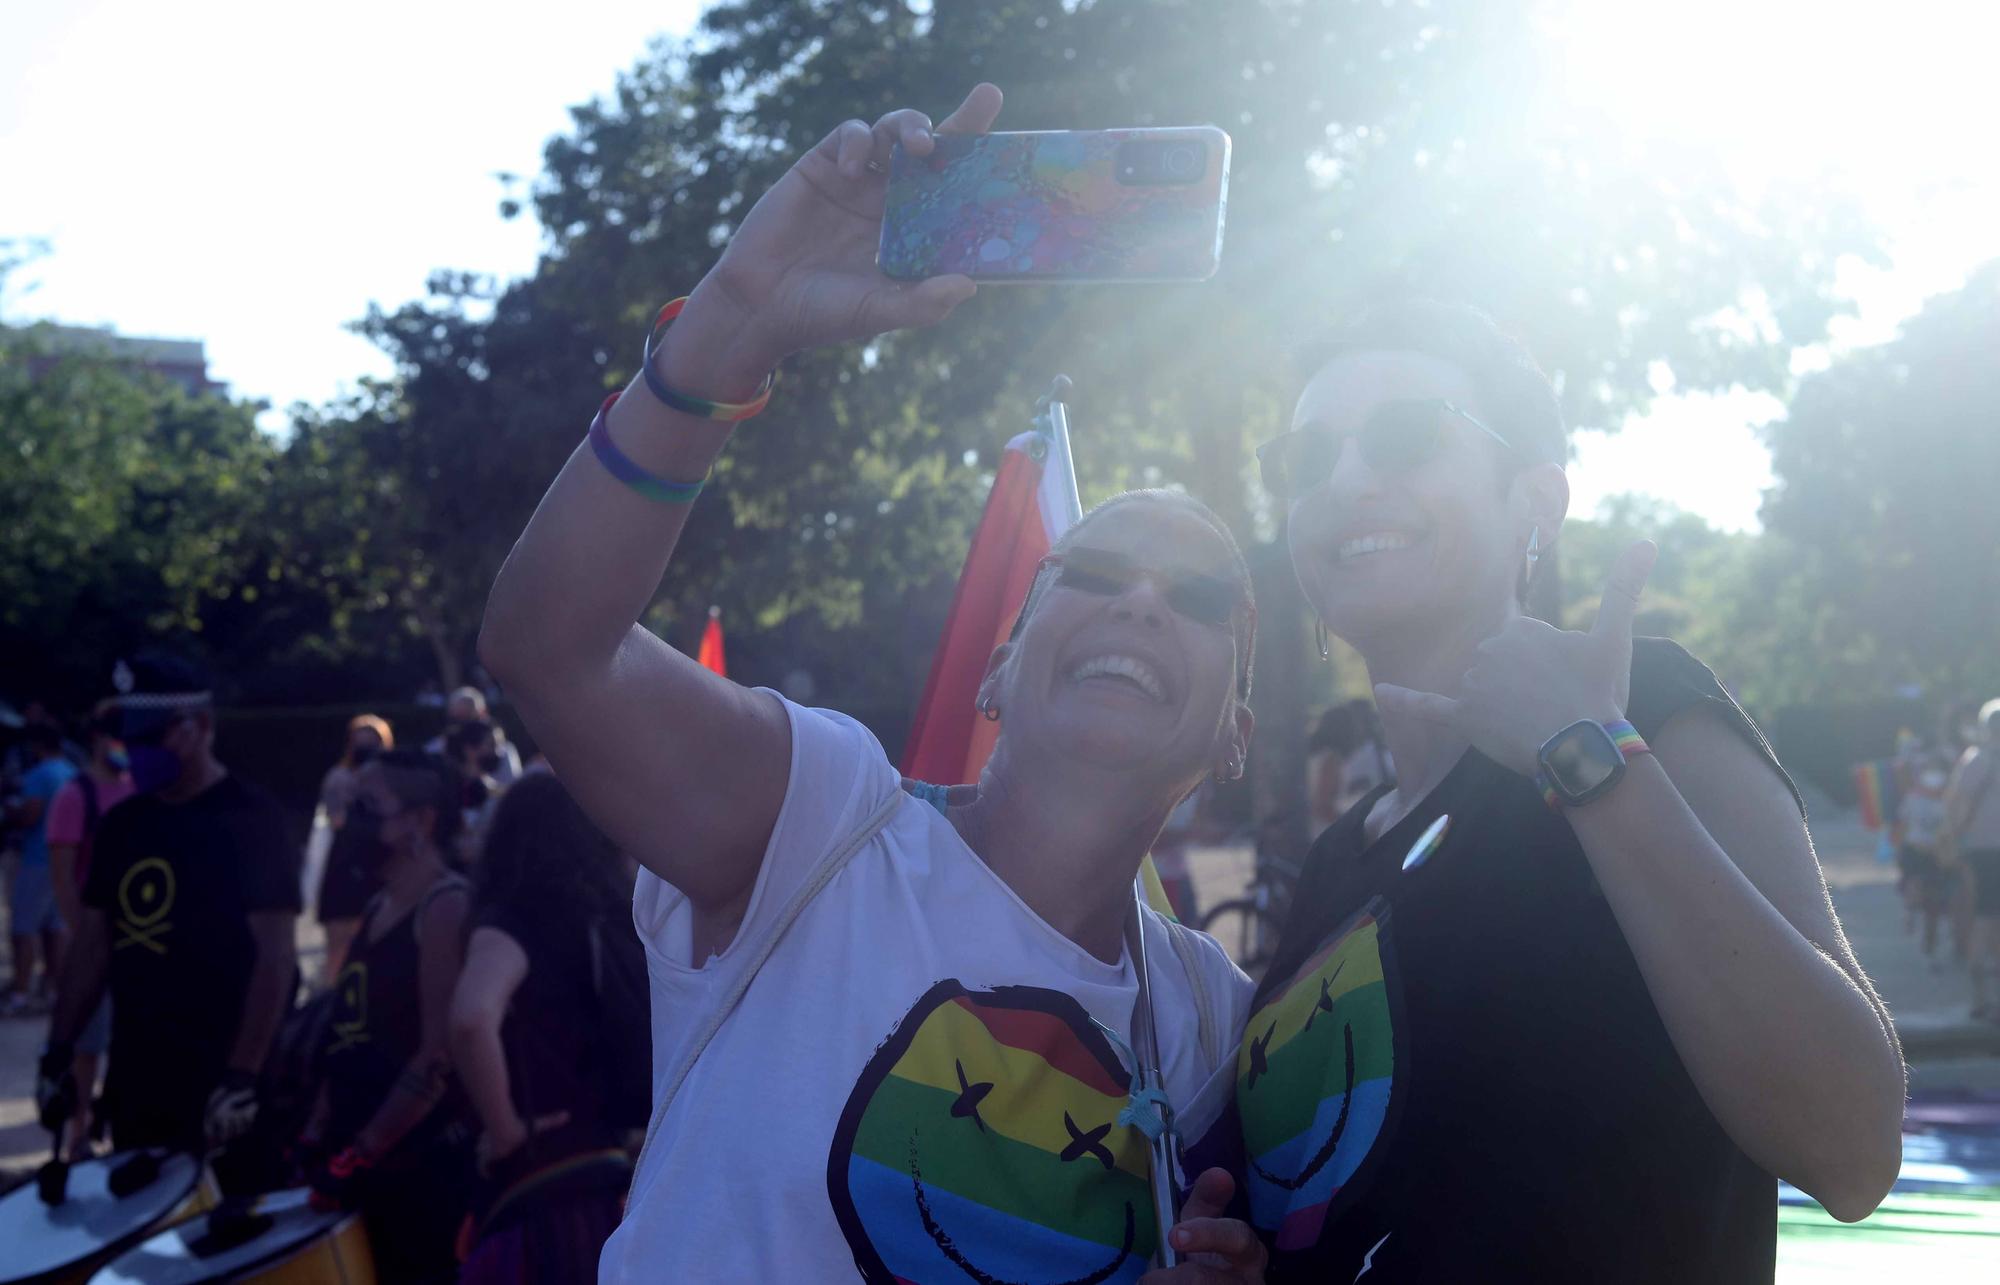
<box><xmin>340</xmin><ymin>0</ymin><xmax>1873</xmax><ymax>706</ymax></box>
<box><xmin>1757</xmin><ymin>261</ymin><xmax>2000</xmax><ymax>705</ymax></box>
<box><xmin>0</xmin><ymin>323</ymin><xmax>281</xmax><ymax>704</ymax></box>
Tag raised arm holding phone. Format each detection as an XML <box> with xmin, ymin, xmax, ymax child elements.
<box><xmin>481</xmin><ymin>85</ymin><xmax>1265</xmax><ymax>1282</ymax></box>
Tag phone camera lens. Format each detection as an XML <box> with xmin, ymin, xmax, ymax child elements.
<box><xmin>1164</xmin><ymin>144</ymin><xmax>1200</xmax><ymax>177</ymax></box>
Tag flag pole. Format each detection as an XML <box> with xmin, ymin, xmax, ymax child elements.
<box><xmin>1037</xmin><ymin>375</ymin><xmax>1182</xmax><ymax>1268</ymax></box>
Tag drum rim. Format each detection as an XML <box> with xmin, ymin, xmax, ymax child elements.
<box><xmin>90</xmin><ymin>1190</ymin><xmax>364</xmax><ymax>1285</ymax></box>
<box><xmin>0</xmin><ymin>1151</ymin><xmax>206</xmax><ymax>1285</ymax></box>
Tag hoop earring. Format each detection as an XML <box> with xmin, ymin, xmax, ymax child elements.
<box><xmin>1526</xmin><ymin>525</ymin><xmax>1542</xmax><ymax>570</ymax></box>
<box><xmin>979</xmin><ymin>697</ymin><xmax>1000</xmax><ymax>723</ymax></box>
<box><xmin>1314</xmin><ymin>615</ymin><xmax>1331</xmax><ymax>661</ymax></box>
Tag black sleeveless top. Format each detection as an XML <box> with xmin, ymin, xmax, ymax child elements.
<box><xmin>1239</xmin><ymin>639</ymin><xmax>1803</xmax><ymax>1284</ymax></box>
<box><xmin>323</xmin><ymin>876</ymin><xmax>466</xmax><ymax>1153</ymax></box>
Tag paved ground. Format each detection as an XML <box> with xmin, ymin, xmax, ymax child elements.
<box><xmin>1</xmin><ymin>809</ymin><xmax>1993</xmax><ymax>1186</ymax></box>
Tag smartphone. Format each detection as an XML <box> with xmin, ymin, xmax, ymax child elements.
<box><xmin>878</xmin><ymin>126</ymin><xmax>1231</xmax><ymax>283</ymax></box>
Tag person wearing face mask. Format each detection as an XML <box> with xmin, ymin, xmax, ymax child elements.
<box><xmin>480</xmin><ymin>85</ymin><xmax>1271</xmax><ymax>1283</ymax></box>
<box><xmin>424</xmin><ymin>686</ymin><xmax>523</xmax><ymax>786</ymax></box>
<box><xmin>300</xmin><ymin>748</ymin><xmax>471</xmax><ymax>1283</ymax></box>
<box><xmin>39</xmin><ymin>702</ymin><xmax>134</xmax><ymax>1156</ymax></box>
<box><xmin>1238</xmin><ymin>302</ymin><xmax>1904</xmax><ymax>1281</ymax></box>
<box><xmin>38</xmin><ymin>653</ymin><xmax>301</xmax><ymax>1175</ymax></box>
<box><xmin>446</xmin><ymin>717</ymin><xmax>503</xmax><ymax>865</ymax></box>
<box><xmin>313</xmin><ymin>714</ymin><xmax>394</xmax><ymax>984</ymax></box>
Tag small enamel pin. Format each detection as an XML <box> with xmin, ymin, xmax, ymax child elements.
<box><xmin>1401</xmin><ymin>813</ymin><xmax>1452</xmax><ymax>872</ymax></box>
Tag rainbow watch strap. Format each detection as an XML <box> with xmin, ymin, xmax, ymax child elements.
<box><xmin>1537</xmin><ymin>719</ymin><xmax>1650</xmax><ymax>811</ymax></box>
<box><xmin>587</xmin><ymin>393</ymin><xmax>708</xmax><ymax>504</ymax></box>
<box><xmin>640</xmin><ymin>297</ymin><xmax>776</xmax><ymax>421</ymax></box>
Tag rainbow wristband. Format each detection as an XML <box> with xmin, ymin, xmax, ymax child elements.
<box><xmin>1537</xmin><ymin>719</ymin><xmax>1650</xmax><ymax>811</ymax></box>
<box><xmin>587</xmin><ymin>393</ymin><xmax>708</xmax><ymax>504</ymax></box>
<box><xmin>640</xmin><ymin>297</ymin><xmax>776</xmax><ymax>421</ymax></box>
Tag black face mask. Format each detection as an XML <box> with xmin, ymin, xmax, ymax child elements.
<box><xmin>350</xmin><ymin>744</ymin><xmax>380</xmax><ymax>767</ymax></box>
<box><xmin>478</xmin><ymin>751</ymin><xmax>502</xmax><ymax>774</ymax></box>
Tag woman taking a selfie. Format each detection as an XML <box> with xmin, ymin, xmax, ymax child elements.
<box><xmin>1237</xmin><ymin>303</ymin><xmax>1905</xmax><ymax>1281</ymax></box>
<box><xmin>480</xmin><ymin>85</ymin><xmax>1266</xmax><ymax>1282</ymax></box>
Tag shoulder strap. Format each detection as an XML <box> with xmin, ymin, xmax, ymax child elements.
<box><xmin>629</xmin><ymin>786</ymin><xmax>906</xmax><ymax>1181</ymax></box>
<box><xmin>1158</xmin><ymin>914</ymin><xmax>1224</xmax><ymax>1071</ymax></box>
<box><xmin>77</xmin><ymin>774</ymin><xmax>101</xmax><ymax>836</ymax></box>
<box><xmin>410</xmin><ymin>873</ymin><xmax>470</xmax><ymax>946</ymax></box>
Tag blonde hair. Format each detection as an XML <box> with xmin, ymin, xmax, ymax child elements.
<box><xmin>345</xmin><ymin>714</ymin><xmax>394</xmax><ymax>766</ymax></box>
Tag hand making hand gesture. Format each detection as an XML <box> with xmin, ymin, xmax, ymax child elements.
<box><xmin>1373</xmin><ymin>541</ymin><xmax>1659</xmax><ymax>775</ymax></box>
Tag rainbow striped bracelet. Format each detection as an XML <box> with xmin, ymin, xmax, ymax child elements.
<box><xmin>587</xmin><ymin>392</ymin><xmax>708</xmax><ymax>505</ymax></box>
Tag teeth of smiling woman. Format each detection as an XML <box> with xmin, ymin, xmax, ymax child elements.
<box><xmin>1338</xmin><ymin>532</ymin><xmax>1411</xmax><ymax>562</ymax></box>
<box><xmin>1069</xmin><ymin>654</ymin><xmax>1166</xmax><ymax>703</ymax></box>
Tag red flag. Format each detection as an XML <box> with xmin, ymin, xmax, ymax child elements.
<box><xmin>697</xmin><ymin>607</ymin><xmax>727</xmax><ymax>678</ymax></box>
<box><xmin>901</xmin><ymin>429</ymin><xmax>1072</xmax><ymax>784</ymax></box>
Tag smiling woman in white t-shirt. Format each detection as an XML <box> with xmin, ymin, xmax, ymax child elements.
<box><xmin>480</xmin><ymin>85</ymin><xmax>1268</xmax><ymax>1284</ymax></box>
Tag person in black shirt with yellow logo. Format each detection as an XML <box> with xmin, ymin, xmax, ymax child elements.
<box><xmin>1239</xmin><ymin>303</ymin><xmax>1906</xmax><ymax>1282</ymax></box>
<box><xmin>39</xmin><ymin>653</ymin><xmax>300</xmax><ymax>1167</ymax></box>
<box><xmin>301</xmin><ymin>748</ymin><xmax>470</xmax><ymax>1283</ymax></box>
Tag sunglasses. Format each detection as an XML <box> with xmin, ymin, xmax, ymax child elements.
<box><xmin>1034</xmin><ymin>546</ymin><xmax>1245</xmax><ymax>629</ymax></box>
<box><xmin>1256</xmin><ymin>399</ymin><xmax>1515</xmax><ymax>501</ymax></box>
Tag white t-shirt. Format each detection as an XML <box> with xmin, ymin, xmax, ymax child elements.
<box><xmin>601</xmin><ymin>695</ymin><xmax>1252</xmax><ymax>1283</ymax></box>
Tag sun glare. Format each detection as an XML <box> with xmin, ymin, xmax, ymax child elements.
<box><xmin>1548</xmin><ymin>0</ymin><xmax>2000</xmax><ymax>191</ymax></box>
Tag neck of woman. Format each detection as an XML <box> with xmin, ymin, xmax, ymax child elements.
<box><xmin>950</xmin><ymin>751</ymin><xmax>1180</xmax><ymax>966</ymax></box>
<box><xmin>1353</xmin><ymin>595</ymin><xmax>1521</xmax><ymax>824</ymax></box>
<box><xmin>383</xmin><ymin>843</ymin><xmax>447</xmax><ymax>901</ymax></box>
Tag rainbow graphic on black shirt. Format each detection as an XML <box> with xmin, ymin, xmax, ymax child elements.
<box><xmin>827</xmin><ymin>980</ymin><xmax>1157</xmax><ymax>1284</ymax></box>
<box><xmin>1236</xmin><ymin>906</ymin><xmax>1395</xmax><ymax>1252</ymax></box>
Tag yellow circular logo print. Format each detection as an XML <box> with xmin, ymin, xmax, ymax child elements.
<box><xmin>118</xmin><ymin>858</ymin><xmax>177</xmax><ymax>927</ymax></box>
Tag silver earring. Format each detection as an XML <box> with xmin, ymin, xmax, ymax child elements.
<box><xmin>979</xmin><ymin>696</ymin><xmax>1000</xmax><ymax>723</ymax></box>
<box><xmin>1314</xmin><ymin>616</ymin><xmax>1331</xmax><ymax>661</ymax></box>
<box><xmin>1525</xmin><ymin>525</ymin><xmax>1541</xmax><ymax>569</ymax></box>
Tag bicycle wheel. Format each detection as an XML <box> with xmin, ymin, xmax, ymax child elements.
<box><xmin>1199</xmin><ymin>897</ymin><xmax>1284</xmax><ymax>978</ymax></box>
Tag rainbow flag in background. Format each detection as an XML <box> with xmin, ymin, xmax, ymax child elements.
<box><xmin>829</xmin><ymin>981</ymin><xmax>1158</xmax><ymax>1284</ymax></box>
<box><xmin>1853</xmin><ymin>760</ymin><xmax>1891</xmax><ymax>831</ymax></box>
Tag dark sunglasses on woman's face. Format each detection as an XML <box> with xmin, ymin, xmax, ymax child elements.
<box><xmin>1036</xmin><ymin>546</ymin><xmax>1243</xmax><ymax>629</ymax></box>
<box><xmin>1255</xmin><ymin>398</ymin><xmax>1515</xmax><ymax>501</ymax></box>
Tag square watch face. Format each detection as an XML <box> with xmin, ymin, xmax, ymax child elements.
<box><xmin>1542</xmin><ymin>723</ymin><xmax>1624</xmax><ymax>799</ymax></box>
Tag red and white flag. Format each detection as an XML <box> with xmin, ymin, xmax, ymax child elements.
<box><xmin>900</xmin><ymin>425</ymin><xmax>1076</xmax><ymax>785</ymax></box>
<box><xmin>697</xmin><ymin>607</ymin><xmax>727</xmax><ymax>678</ymax></box>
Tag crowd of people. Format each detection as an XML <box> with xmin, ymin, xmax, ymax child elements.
<box><xmin>0</xmin><ymin>81</ymin><xmax>1940</xmax><ymax>1283</ymax></box>
<box><xmin>6</xmin><ymin>662</ymin><xmax>650</xmax><ymax>1283</ymax></box>
<box><xmin>1886</xmin><ymin>701</ymin><xmax>2000</xmax><ymax>1017</ymax></box>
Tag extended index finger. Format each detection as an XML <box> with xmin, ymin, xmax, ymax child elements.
<box><xmin>1590</xmin><ymin>540</ymin><xmax>1657</xmax><ymax>645</ymax></box>
<box><xmin>936</xmin><ymin>82</ymin><xmax>1004</xmax><ymax>135</ymax></box>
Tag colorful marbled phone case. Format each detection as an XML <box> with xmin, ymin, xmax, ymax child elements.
<box><xmin>878</xmin><ymin>127</ymin><xmax>1231</xmax><ymax>283</ymax></box>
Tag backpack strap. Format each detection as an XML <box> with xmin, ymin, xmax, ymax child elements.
<box><xmin>77</xmin><ymin>774</ymin><xmax>101</xmax><ymax>837</ymax></box>
<box><xmin>629</xmin><ymin>786</ymin><xmax>907</xmax><ymax>1183</ymax></box>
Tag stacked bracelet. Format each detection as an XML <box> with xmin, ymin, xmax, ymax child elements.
<box><xmin>587</xmin><ymin>393</ymin><xmax>708</xmax><ymax>505</ymax></box>
<box><xmin>641</xmin><ymin>297</ymin><xmax>776</xmax><ymax>421</ymax></box>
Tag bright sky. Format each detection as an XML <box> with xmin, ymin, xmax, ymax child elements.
<box><xmin>5</xmin><ymin>0</ymin><xmax>1996</xmax><ymax>534</ymax></box>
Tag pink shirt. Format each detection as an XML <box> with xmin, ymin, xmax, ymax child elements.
<box><xmin>45</xmin><ymin>772</ymin><xmax>138</xmax><ymax>882</ymax></box>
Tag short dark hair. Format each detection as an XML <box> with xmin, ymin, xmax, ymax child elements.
<box><xmin>1298</xmin><ymin>300</ymin><xmax>1567</xmax><ymax>467</ymax></box>
<box><xmin>371</xmin><ymin>748</ymin><xmax>463</xmax><ymax>852</ymax></box>
<box><xmin>1033</xmin><ymin>489</ymin><xmax>1257</xmax><ymax>700</ymax></box>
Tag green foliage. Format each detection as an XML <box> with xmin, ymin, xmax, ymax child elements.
<box><xmin>0</xmin><ymin>324</ymin><xmax>280</xmax><ymax>702</ymax></box>
<box><xmin>1757</xmin><ymin>262</ymin><xmax>2000</xmax><ymax>705</ymax></box>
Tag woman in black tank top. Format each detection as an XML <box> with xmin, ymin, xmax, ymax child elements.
<box><xmin>307</xmin><ymin>749</ymin><xmax>471</xmax><ymax>1283</ymax></box>
<box><xmin>1237</xmin><ymin>302</ymin><xmax>1905</xmax><ymax>1282</ymax></box>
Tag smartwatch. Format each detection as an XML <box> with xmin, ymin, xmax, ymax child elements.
<box><xmin>1535</xmin><ymin>719</ymin><xmax>1650</xmax><ymax>810</ymax></box>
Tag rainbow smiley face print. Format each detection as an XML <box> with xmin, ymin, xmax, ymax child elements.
<box><xmin>827</xmin><ymin>981</ymin><xmax>1157</xmax><ymax>1284</ymax></box>
<box><xmin>1237</xmin><ymin>902</ymin><xmax>1398</xmax><ymax>1253</ymax></box>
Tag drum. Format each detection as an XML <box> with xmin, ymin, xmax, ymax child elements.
<box><xmin>0</xmin><ymin>1151</ymin><xmax>217</xmax><ymax>1285</ymax></box>
<box><xmin>88</xmin><ymin>1189</ymin><xmax>374</xmax><ymax>1285</ymax></box>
